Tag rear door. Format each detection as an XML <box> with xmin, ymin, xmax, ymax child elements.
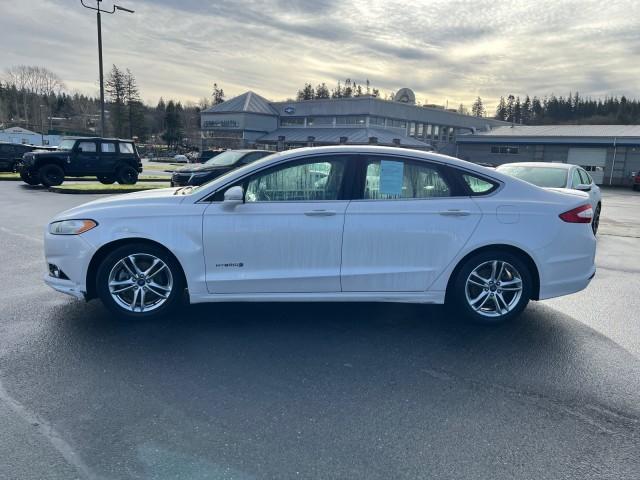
<box><xmin>341</xmin><ymin>156</ymin><xmax>482</xmax><ymax>292</ymax></box>
<box><xmin>99</xmin><ymin>140</ymin><xmax>118</xmax><ymax>173</ymax></box>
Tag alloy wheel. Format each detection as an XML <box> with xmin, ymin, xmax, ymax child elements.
<box><xmin>464</xmin><ymin>260</ymin><xmax>523</xmax><ymax>318</ymax></box>
<box><xmin>108</xmin><ymin>253</ymin><xmax>173</xmax><ymax>313</ymax></box>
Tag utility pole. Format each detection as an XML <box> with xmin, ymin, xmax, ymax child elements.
<box><xmin>80</xmin><ymin>0</ymin><xmax>134</xmax><ymax>137</ymax></box>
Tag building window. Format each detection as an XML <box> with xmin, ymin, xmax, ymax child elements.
<box><xmin>280</xmin><ymin>117</ymin><xmax>305</xmax><ymax>127</ymax></box>
<box><xmin>441</xmin><ymin>127</ymin><xmax>449</xmax><ymax>142</ymax></box>
<box><xmin>490</xmin><ymin>146</ymin><xmax>520</xmax><ymax>154</ymax></box>
<box><xmin>425</xmin><ymin>124</ymin><xmax>432</xmax><ymax>137</ymax></box>
<box><xmin>307</xmin><ymin>117</ymin><xmax>333</xmax><ymax>126</ymax></box>
<box><xmin>387</xmin><ymin>119</ymin><xmax>407</xmax><ymax>128</ymax></box>
<box><xmin>417</xmin><ymin>123</ymin><xmax>424</xmax><ymax>137</ymax></box>
<box><xmin>335</xmin><ymin>115</ymin><xmax>366</xmax><ymax>126</ymax></box>
<box><xmin>448</xmin><ymin>128</ymin><xmax>455</xmax><ymax>143</ymax></box>
<box><xmin>432</xmin><ymin>125</ymin><xmax>440</xmax><ymax>138</ymax></box>
<box><xmin>369</xmin><ymin>116</ymin><xmax>385</xmax><ymax>126</ymax></box>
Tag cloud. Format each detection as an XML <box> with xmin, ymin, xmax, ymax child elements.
<box><xmin>1</xmin><ymin>0</ymin><xmax>639</xmax><ymax>110</ymax></box>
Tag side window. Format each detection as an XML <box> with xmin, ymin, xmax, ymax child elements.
<box><xmin>363</xmin><ymin>159</ymin><xmax>451</xmax><ymax>199</ymax></box>
<box><xmin>240</xmin><ymin>152</ymin><xmax>264</xmax><ymax>164</ymax></box>
<box><xmin>119</xmin><ymin>142</ymin><xmax>134</xmax><ymax>154</ymax></box>
<box><xmin>77</xmin><ymin>141</ymin><xmax>97</xmax><ymax>153</ymax></box>
<box><xmin>101</xmin><ymin>142</ymin><xmax>116</xmax><ymax>153</ymax></box>
<box><xmin>572</xmin><ymin>169</ymin><xmax>582</xmax><ymax>187</ymax></box>
<box><xmin>462</xmin><ymin>173</ymin><xmax>498</xmax><ymax>195</ymax></box>
<box><xmin>578</xmin><ymin>168</ymin><xmax>592</xmax><ymax>184</ymax></box>
<box><xmin>245</xmin><ymin>158</ymin><xmax>346</xmax><ymax>202</ymax></box>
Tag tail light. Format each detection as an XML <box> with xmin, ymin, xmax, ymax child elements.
<box><xmin>559</xmin><ymin>204</ymin><xmax>593</xmax><ymax>223</ymax></box>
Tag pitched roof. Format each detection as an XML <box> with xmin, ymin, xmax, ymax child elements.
<box><xmin>202</xmin><ymin>91</ymin><xmax>278</xmax><ymax>115</ymax></box>
<box><xmin>257</xmin><ymin>127</ymin><xmax>431</xmax><ymax>148</ymax></box>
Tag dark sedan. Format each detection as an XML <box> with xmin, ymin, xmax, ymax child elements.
<box><xmin>170</xmin><ymin>149</ymin><xmax>272</xmax><ymax>187</ymax></box>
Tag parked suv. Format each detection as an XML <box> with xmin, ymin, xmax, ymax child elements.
<box><xmin>18</xmin><ymin>137</ymin><xmax>142</xmax><ymax>187</ymax></box>
<box><xmin>0</xmin><ymin>142</ymin><xmax>55</xmax><ymax>172</ymax></box>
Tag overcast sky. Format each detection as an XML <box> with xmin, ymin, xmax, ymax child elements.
<box><xmin>2</xmin><ymin>0</ymin><xmax>639</xmax><ymax>109</ymax></box>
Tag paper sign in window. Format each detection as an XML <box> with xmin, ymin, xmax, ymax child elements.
<box><xmin>379</xmin><ymin>160</ymin><xmax>404</xmax><ymax>196</ymax></box>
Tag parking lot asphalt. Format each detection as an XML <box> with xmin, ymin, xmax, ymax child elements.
<box><xmin>0</xmin><ymin>182</ymin><xmax>638</xmax><ymax>479</ymax></box>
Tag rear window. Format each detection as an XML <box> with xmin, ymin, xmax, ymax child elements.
<box><xmin>119</xmin><ymin>142</ymin><xmax>134</xmax><ymax>154</ymax></box>
<box><xmin>462</xmin><ymin>173</ymin><xmax>499</xmax><ymax>195</ymax></box>
<box><xmin>497</xmin><ymin>165</ymin><xmax>568</xmax><ymax>188</ymax></box>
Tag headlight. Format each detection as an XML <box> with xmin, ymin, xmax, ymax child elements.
<box><xmin>49</xmin><ymin>219</ymin><xmax>98</xmax><ymax>235</ymax></box>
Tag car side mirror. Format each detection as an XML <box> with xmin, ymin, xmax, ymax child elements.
<box><xmin>223</xmin><ymin>186</ymin><xmax>244</xmax><ymax>206</ymax></box>
<box><xmin>575</xmin><ymin>183</ymin><xmax>592</xmax><ymax>192</ymax></box>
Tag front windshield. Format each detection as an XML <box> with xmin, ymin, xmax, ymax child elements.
<box><xmin>57</xmin><ymin>139</ymin><xmax>76</xmax><ymax>151</ymax></box>
<box><xmin>205</xmin><ymin>151</ymin><xmax>246</xmax><ymax>167</ymax></box>
<box><xmin>497</xmin><ymin>165</ymin><xmax>568</xmax><ymax>188</ymax></box>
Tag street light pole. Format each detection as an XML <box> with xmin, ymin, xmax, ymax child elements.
<box><xmin>97</xmin><ymin>4</ymin><xmax>105</xmax><ymax>136</ymax></box>
<box><xmin>80</xmin><ymin>0</ymin><xmax>134</xmax><ymax>137</ymax></box>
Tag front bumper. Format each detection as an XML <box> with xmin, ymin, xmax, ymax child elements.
<box><xmin>43</xmin><ymin>230</ymin><xmax>97</xmax><ymax>300</ymax></box>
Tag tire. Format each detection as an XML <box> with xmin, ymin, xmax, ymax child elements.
<box><xmin>633</xmin><ymin>184</ymin><xmax>640</xmax><ymax>192</ymax></box>
<box><xmin>592</xmin><ymin>204</ymin><xmax>601</xmax><ymax>235</ymax></box>
<box><xmin>448</xmin><ymin>250</ymin><xmax>532</xmax><ymax>324</ymax></box>
<box><xmin>116</xmin><ymin>166</ymin><xmax>138</xmax><ymax>185</ymax></box>
<box><xmin>96</xmin><ymin>243</ymin><xmax>185</xmax><ymax>320</ymax></box>
<box><xmin>20</xmin><ymin>169</ymin><xmax>40</xmax><ymax>185</ymax></box>
<box><xmin>97</xmin><ymin>175</ymin><xmax>116</xmax><ymax>185</ymax></box>
<box><xmin>38</xmin><ymin>164</ymin><xmax>65</xmax><ymax>187</ymax></box>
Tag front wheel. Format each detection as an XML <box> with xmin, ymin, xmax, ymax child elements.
<box><xmin>38</xmin><ymin>164</ymin><xmax>65</xmax><ymax>187</ymax></box>
<box><xmin>448</xmin><ymin>251</ymin><xmax>532</xmax><ymax>324</ymax></box>
<box><xmin>96</xmin><ymin>243</ymin><xmax>185</xmax><ymax>320</ymax></box>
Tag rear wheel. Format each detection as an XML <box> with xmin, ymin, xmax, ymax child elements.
<box><xmin>38</xmin><ymin>164</ymin><xmax>65</xmax><ymax>187</ymax></box>
<box><xmin>20</xmin><ymin>169</ymin><xmax>40</xmax><ymax>185</ymax></box>
<box><xmin>449</xmin><ymin>251</ymin><xmax>532</xmax><ymax>324</ymax></box>
<box><xmin>97</xmin><ymin>174</ymin><xmax>116</xmax><ymax>185</ymax></box>
<box><xmin>96</xmin><ymin>243</ymin><xmax>185</xmax><ymax>320</ymax></box>
<box><xmin>116</xmin><ymin>166</ymin><xmax>138</xmax><ymax>185</ymax></box>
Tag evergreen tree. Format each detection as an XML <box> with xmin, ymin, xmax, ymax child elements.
<box><xmin>105</xmin><ymin>64</ymin><xmax>127</xmax><ymax>137</ymax></box>
<box><xmin>315</xmin><ymin>83</ymin><xmax>330</xmax><ymax>99</ymax></box>
<box><xmin>211</xmin><ymin>83</ymin><xmax>225</xmax><ymax>105</ymax></box>
<box><xmin>521</xmin><ymin>96</ymin><xmax>531</xmax><ymax>124</ymax></box>
<box><xmin>495</xmin><ymin>96</ymin><xmax>507</xmax><ymax>120</ymax></box>
<box><xmin>471</xmin><ymin>96</ymin><xmax>484</xmax><ymax>117</ymax></box>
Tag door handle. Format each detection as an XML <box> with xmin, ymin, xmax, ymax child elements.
<box><xmin>304</xmin><ymin>209</ymin><xmax>336</xmax><ymax>216</ymax></box>
<box><xmin>439</xmin><ymin>209</ymin><xmax>471</xmax><ymax>217</ymax></box>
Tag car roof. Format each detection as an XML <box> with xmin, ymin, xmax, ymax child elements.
<box><xmin>497</xmin><ymin>162</ymin><xmax>575</xmax><ymax>170</ymax></box>
<box><xmin>62</xmin><ymin>136</ymin><xmax>134</xmax><ymax>142</ymax></box>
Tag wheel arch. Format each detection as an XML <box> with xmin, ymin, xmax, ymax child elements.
<box><xmin>445</xmin><ymin>244</ymin><xmax>541</xmax><ymax>302</ymax></box>
<box><xmin>85</xmin><ymin>237</ymin><xmax>188</xmax><ymax>300</ymax></box>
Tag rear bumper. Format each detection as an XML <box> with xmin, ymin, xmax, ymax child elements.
<box><xmin>535</xmin><ymin>223</ymin><xmax>597</xmax><ymax>300</ymax></box>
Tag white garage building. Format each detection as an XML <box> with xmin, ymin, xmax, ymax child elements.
<box><xmin>455</xmin><ymin>125</ymin><xmax>640</xmax><ymax>186</ymax></box>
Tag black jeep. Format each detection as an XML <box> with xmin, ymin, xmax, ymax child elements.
<box><xmin>18</xmin><ymin>137</ymin><xmax>143</xmax><ymax>187</ymax></box>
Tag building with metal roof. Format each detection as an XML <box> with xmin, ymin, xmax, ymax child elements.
<box><xmin>200</xmin><ymin>89</ymin><xmax>506</xmax><ymax>152</ymax></box>
<box><xmin>456</xmin><ymin>124</ymin><xmax>640</xmax><ymax>185</ymax></box>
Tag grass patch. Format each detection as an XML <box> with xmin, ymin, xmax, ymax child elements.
<box><xmin>143</xmin><ymin>162</ymin><xmax>182</xmax><ymax>172</ymax></box>
<box><xmin>0</xmin><ymin>172</ymin><xmax>20</xmax><ymax>180</ymax></box>
<box><xmin>51</xmin><ymin>182</ymin><xmax>170</xmax><ymax>194</ymax></box>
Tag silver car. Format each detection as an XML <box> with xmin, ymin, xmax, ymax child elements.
<box><xmin>496</xmin><ymin>162</ymin><xmax>602</xmax><ymax>234</ymax></box>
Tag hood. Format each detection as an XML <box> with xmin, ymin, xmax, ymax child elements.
<box><xmin>52</xmin><ymin>187</ymin><xmax>184</xmax><ymax>221</ymax></box>
<box><xmin>175</xmin><ymin>163</ymin><xmax>232</xmax><ymax>173</ymax></box>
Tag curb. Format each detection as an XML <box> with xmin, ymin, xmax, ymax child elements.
<box><xmin>48</xmin><ymin>185</ymin><xmax>167</xmax><ymax>194</ymax></box>
<box><xmin>0</xmin><ymin>176</ymin><xmax>169</xmax><ymax>183</ymax></box>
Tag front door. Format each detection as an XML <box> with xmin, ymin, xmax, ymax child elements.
<box><xmin>203</xmin><ymin>155</ymin><xmax>352</xmax><ymax>294</ymax></box>
<box><xmin>73</xmin><ymin>140</ymin><xmax>98</xmax><ymax>175</ymax></box>
<box><xmin>341</xmin><ymin>156</ymin><xmax>481</xmax><ymax>292</ymax></box>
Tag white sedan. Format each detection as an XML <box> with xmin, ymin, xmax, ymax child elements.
<box><xmin>44</xmin><ymin>146</ymin><xmax>596</xmax><ymax>324</ymax></box>
<box><xmin>496</xmin><ymin>162</ymin><xmax>602</xmax><ymax>234</ymax></box>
